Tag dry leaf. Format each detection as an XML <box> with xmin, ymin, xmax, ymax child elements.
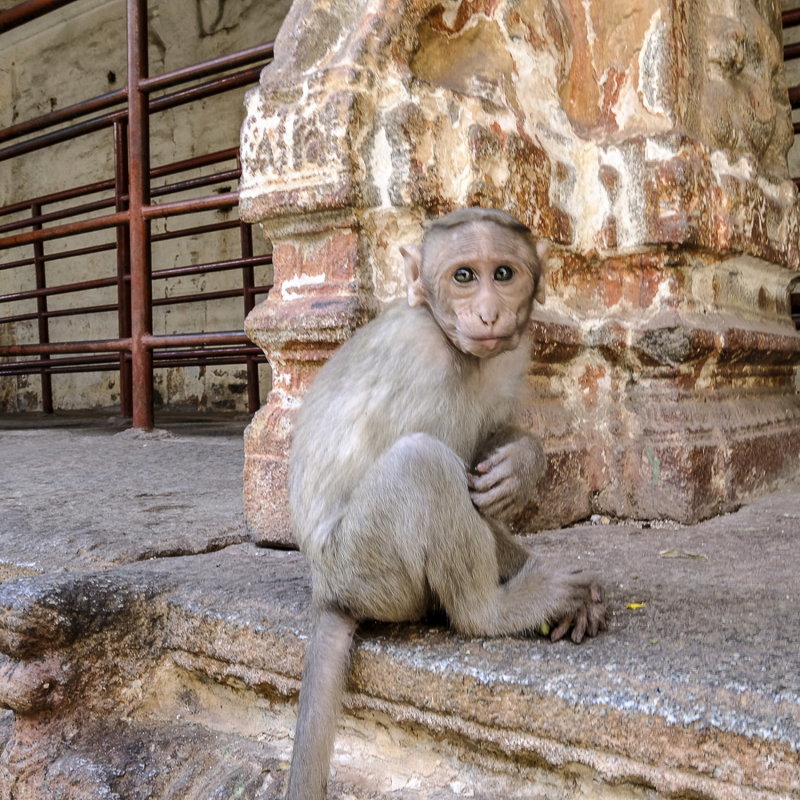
<box><xmin>659</xmin><ymin>548</ymin><xmax>707</xmax><ymax>560</ymax></box>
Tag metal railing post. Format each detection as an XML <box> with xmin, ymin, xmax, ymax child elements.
<box><xmin>126</xmin><ymin>0</ymin><xmax>154</xmax><ymax>428</ymax></box>
<box><xmin>114</xmin><ymin>119</ymin><xmax>133</xmax><ymax>417</ymax></box>
<box><xmin>30</xmin><ymin>201</ymin><xmax>53</xmax><ymax>412</ymax></box>
<box><xmin>239</xmin><ymin>218</ymin><xmax>260</xmax><ymax>412</ymax></box>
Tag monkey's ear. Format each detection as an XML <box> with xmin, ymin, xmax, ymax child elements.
<box><xmin>533</xmin><ymin>241</ymin><xmax>550</xmax><ymax>305</ymax></box>
<box><xmin>535</xmin><ymin>240</ymin><xmax>551</xmax><ymax>264</ymax></box>
<box><xmin>401</xmin><ymin>244</ymin><xmax>426</xmax><ymax>307</ymax></box>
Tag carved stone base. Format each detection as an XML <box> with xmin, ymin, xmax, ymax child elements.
<box><xmin>244</xmin><ymin>247</ymin><xmax>800</xmax><ymax>544</ymax></box>
<box><xmin>524</xmin><ymin>253</ymin><xmax>800</xmax><ymax>528</ymax></box>
<box><xmin>243</xmin><ymin>213</ymin><xmax>378</xmax><ymax>546</ymax></box>
<box><xmin>238</xmin><ymin>0</ymin><xmax>800</xmax><ymax>545</ymax></box>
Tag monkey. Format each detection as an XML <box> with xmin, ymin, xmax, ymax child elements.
<box><xmin>285</xmin><ymin>207</ymin><xmax>607</xmax><ymax>800</ymax></box>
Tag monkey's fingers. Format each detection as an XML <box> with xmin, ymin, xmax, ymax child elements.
<box><xmin>571</xmin><ymin>609</ymin><xmax>588</xmax><ymax>643</ymax></box>
<box><xmin>470</xmin><ymin>486</ymin><xmax>516</xmax><ymax>520</ymax></box>
<box><xmin>469</xmin><ymin>474</ymin><xmax>511</xmax><ymax>501</ymax></box>
<box><xmin>471</xmin><ymin>462</ymin><xmax>511</xmax><ymax>488</ymax></box>
<box><xmin>473</xmin><ymin>444</ymin><xmax>514</xmax><ymax>475</ymax></box>
<box><xmin>551</xmin><ymin>597</ymin><xmax>606</xmax><ymax>643</ymax></box>
<box><xmin>586</xmin><ymin>602</ymin><xmax>608</xmax><ymax>638</ymax></box>
<box><xmin>550</xmin><ymin>616</ymin><xmax>573</xmax><ymax>642</ymax></box>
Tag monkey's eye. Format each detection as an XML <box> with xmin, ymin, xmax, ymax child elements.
<box><xmin>453</xmin><ymin>267</ymin><xmax>475</xmax><ymax>284</ymax></box>
<box><xmin>494</xmin><ymin>265</ymin><xmax>514</xmax><ymax>282</ymax></box>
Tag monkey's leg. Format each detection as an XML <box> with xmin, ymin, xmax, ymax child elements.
<box><xmin>336</xmin><ymin>433</ymin><xmax>590</xmax><ymax>637</ymax></box>
<box><xmin>490</xmin><ymin>519</ymin><xmax>531</xmax><ymax>582</ymax></box>
<box><xmin>286</xmin><ymin>606</ymin><xmax>357</xmax><ymax>800</ymax></box>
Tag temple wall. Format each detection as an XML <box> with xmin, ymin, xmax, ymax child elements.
<box><xmin>241</xmin><ymin>0</ymin><xmax>800</xmax><ymax>541</ymax></box>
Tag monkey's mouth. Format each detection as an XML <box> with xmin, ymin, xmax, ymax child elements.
<box><xmin>464</xmin><ymin>335</ymin><xmax>514</xmax><ymax>355</ymax></box>
<box><xmin>471</xmin><ymin>334</ymin><xmax>513</xmax><ymax>344</ymax></box>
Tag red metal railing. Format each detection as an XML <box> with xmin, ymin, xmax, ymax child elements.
<box><xmin>783</xmin><ymin>8</ymin><xmax>800</xmax><ymax>329</ymax></box>
<box><xmin>0</xmin><ymin>0</ymin><xmax>273</xmax><ymax>427</ymax></box>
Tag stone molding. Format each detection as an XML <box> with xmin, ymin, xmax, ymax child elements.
<box><xmin>240</xmin><ymin>0</ymin><xmax>800</xmax><ymax>543</ymax></box>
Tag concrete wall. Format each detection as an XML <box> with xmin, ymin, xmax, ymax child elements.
<box><xmin>0</xmin><ymin>0</ymin><xmax>292</xmax><ymax>414</ymax></box>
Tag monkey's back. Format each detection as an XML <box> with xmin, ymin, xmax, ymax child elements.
<box><xmin>288</xmin><ymin>300</ymin><xmax>529</xmax><ymax>558</ymax></box>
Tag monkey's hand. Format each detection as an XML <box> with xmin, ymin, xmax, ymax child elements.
<box><xmin>550</xmin><ymin>579</ymin><xmax>607</xmax><ymax>644</ymax></box>
<box><xmin>467</xmin><ymin>435</ymin><xmax>546</xmax><ymax>523</ymax></box>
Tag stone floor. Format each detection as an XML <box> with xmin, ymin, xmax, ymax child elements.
<box><xmin>0</xmin><ymin>413</ymin><xmax>798</xmax><ymax>799</ymax></box>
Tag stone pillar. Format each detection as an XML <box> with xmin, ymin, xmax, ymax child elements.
<box><xmin>241</xmin><ymin>0</ymin><xmax>800</xmax><ymax>545</ymax></box>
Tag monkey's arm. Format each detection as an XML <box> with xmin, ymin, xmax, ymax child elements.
<box><xmin>468</xmin><ymin>427</ymin><xmax>546</xmax><ymax>524</ymax></box>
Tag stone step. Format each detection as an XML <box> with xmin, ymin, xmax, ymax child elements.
<box><xmin>1</xmin><ymin>522</ymin><xmax>798</xmax><ymax>799</ymax></box>
<box><xmin>1</xmin><ymin>420</ymin><xmax>797</xmax><ymax>799</ymax></box>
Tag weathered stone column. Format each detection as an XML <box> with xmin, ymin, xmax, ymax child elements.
<box><xmin>241</xmin><ymin>0</ymin><xmax>800</xmax><ymax>545</ymax></box>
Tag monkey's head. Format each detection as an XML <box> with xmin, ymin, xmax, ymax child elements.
<box><xmin>401</xmin><ymin>208</ymin><xmax>548</xmax><ymax>359</ymax></box>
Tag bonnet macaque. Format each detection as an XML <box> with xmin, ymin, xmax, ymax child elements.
<box><xmin>286</xmin><ymin>207</ymin><xmax>606</xmax><ymax>799</ymax></box>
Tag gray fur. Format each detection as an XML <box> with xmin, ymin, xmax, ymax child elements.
<box><xmin>285</xmin><ymin>209</ymin><xmax>606</xmax><ymax>800</ymax></box>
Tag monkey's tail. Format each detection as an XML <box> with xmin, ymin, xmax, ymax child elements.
<box><xmin>286</xmin><ymin>605</ymin><xmax>358</xmax><ymax>800</ymax></box>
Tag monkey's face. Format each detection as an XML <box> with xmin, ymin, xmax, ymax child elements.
<box><xmin>424</xmin><ymin>223</ymin><xmax>538</xmax><ymax>359</ymax></box>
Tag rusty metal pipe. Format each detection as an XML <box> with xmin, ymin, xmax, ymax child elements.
<box><xmin>0</xmin><ymin>353</ymin><xmax>120</xmax><ymax>372</ymax></box>
<box><xmin>0</xmin><ymin>241</ymin><xmax>116</xmax><ymax>272</ymax></box>
<box><xmin>151</xmin><ymin>170</ymin><xmax>239</xmax><ymax>199</ymax></box>
<box><xmin>143</xmin><ymin>192</ymin><xmax>238</xmax><ymax>219</ymax></box>
<box><xmin>139</xmin><ymin>43</ymin><xmax>273</xmax><ymax>93</ymax></box>
<box><xmin>0</xmin><ymin>211</ymin><xmax>128</xmax><ymax>249</ymax></box>
<box><xmin>153</xmin><ymin>289</ymin><xmax>245</xmax><ymax>306</ymax></box>
<box><xmin>0</xmin><ymin>282</ymin><xmax>272</xmax><ymax>322</ymax></box>
<box><xmin>0</xmin><ymin>62</ymin><xmax>265</xmax><ymax>156</ymax></box>
<box><xmin>154</xmin><ymin>357</ymin><xmax>260</xmax><ymax>370</ymax></box>
<box><xmin>148</xmin><ymin>67</ymin><xmax>263</xmax><ymax>113</ymax></box>
<box><xmin>151</xmin><ymin>220</ymin><xmax>238</xmax><ymax>242</ymax></box>
<box><xmin>0</xmin><ymin>110</ymin><xmax>126</xmax><ymax>162</ymax></box>
<box><xmin>151</xmin><ymin>147</ymin><xmax>239</xmax><ymax>178</ymax></box>
<box><xmin>114</xmin><ymin>118</ymin><xmax>133</xmax><ymax>418</ymax></box>
<box><xmin>0</xmin><ymin>65</ymin><xmax>264</xmax><ymax>162</ymax></box>
<box><xmin>152</xmin><ymin>255</ymin><xmax>271</xmax><ymax>281</ymax></box>
<box><xmin>154</xmin><ymin>347</ymin><xmax>264</xmax><ymax>359</ymax></box>
<box><xmin>0</xmin><ymin>274</ymin><xmax>118</xmax><ymax>302</ymax></box>
<box><xmin>0</xmin><ymin>39</ymin><xmax>270</xmax><ymax>146</ymax></box>
<box><xmin>0</xmin><ymin>256</ymin><xmax>35</xmax><ymax>270</ymax></box>
<box><xmin>0</xmin><ymin>177</ymin><xmax>115</xmax><ymax>216</ymax></box>
<box><xmin>30</xmin><ymin>202</ymin><xmax>53</xmax><ymax>412</ymax></box>
<box><xmin>0</xmin><ymin>88</ymin><xmax>127</xmax><ymax>144</ymax></box>
<box><xmin>142</xmin><ymin>331</ymin><xmax>251</xmax><ymax>348</ymax></box>
<box><xmin>0</xmin><ymin>349</ymin><xmax>264</xmax><ymax>375</ymax></box>
<box><xmin>0</xmin><ymin>151</ymin><xmax>237</xmax><ymax>219</ymax></box>
<box><xmin>0</xmin><ymin>338</ymin><xmax>132</xmax><ymax>356</ymax></box>
<box><xmin>0</xmin><ymin>10</ymin><xmax>275</xmax><ymax>419</ymax></box>
<box><xmin>0</xmin><ymin>0</ymin><xmax>80</xmax><ymax>33</ymax></box>
<box><xmin>239</xmin><ymin>221</ymin><xmax>261</xmax><ymax>412</ymax></box>
<box><xmin>127</xmin><ymin>0</ymin><xmax>153</xmax><ymax>429</ymax></box>
<box><xmin>785</xmin><ymin>42</ymin><xmax>800</xmax><ymax>61</ymax></box>
<box><xmin>2</xmin><ymin>357</ymin><xmax>260</xmax><ymax>375</ymax></box>
<box><xmin>0</xmin><ymin>302</ymin><xmax>119</xmax><ymax>325</ymax></box>
<box><xmin>0</xmin><ymin>196</ymin><xmax>116</xmax><ymax>235</ymax></box>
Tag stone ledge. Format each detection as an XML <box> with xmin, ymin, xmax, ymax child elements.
<box><xmin>1</xmin><ymin>420</ymin><xmax>797</xmax><ymax>799</ymax></box>
<box><xmin>2</xmin><ymin>500</ymin><xmax>799</xmax><ymax>798</ymax></box>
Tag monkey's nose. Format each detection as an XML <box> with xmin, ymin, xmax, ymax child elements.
<box><xmin>478</xmin><ymin>304</ymin><xmax>499</xmax><ymax>326</ymax></box>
